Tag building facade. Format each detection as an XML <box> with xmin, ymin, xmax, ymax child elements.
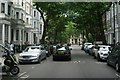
<box><xmin>0</xmin><ymin>0</ymin><xmax>44</xmax><ymax>45</ymax></box>
<box><xmin>104</xmin><ymin>2</ymin><xmax>120</xmax><ymax>44</ymax></box>
<box><xmin>69</xmin><ymin>34</ymin><xmax>83</xmax><ymax>45</ymax></box>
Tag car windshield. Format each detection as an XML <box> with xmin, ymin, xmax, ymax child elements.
<box><xmin>100</xmin><ymin>46</ymin><xmax>110</xmax><ymax>51</ymax></box>
<box><xmin>24</xmin><ymin>46</ymin><xmax>40</xmax><ymax>52</ymax></box>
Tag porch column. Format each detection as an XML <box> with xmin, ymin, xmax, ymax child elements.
<box><xmin>30</xmin><ymin>32</ymin><xmax>33</xmax><ymax>44</ymax></box>
<box><xmin>19</xmin><ymin>29</ymin><xmax>21</xmax><ymax>45</ymax></box>
<box><xmin>13</xmin><ymin>29</ymin><xmax>16</xmax><ymax>41</ymax></box>
<box><xmin>29</xmin><ymin>32</ymin><xmax>32</xmax><ymax>44</ymax></box>
<box><xmin>22</xmin><ymin>30</ymin><xmax>24</xmax><ymax>44</ymax></box>
<box><xmin>8</xmin><ymin>25</ymin><xmax>11</xmax><ymax>43</ymax></box>
<box><xmin>2</xmin><ymin>24</ymin><xmax>5</xmax><ymax>44</ymax></box>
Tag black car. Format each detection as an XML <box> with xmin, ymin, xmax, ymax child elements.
<box><xmin>107</xmin><ymin>43</ymin><xmax>120</xmax><ymax>72</ymax></box>
<box><xmin>53</xmin><ymin>45</ymin><xmax>72</xmax><ymax>61</ymax></box>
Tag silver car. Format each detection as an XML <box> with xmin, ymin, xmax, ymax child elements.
<box><xmin>19</xmin><ymin>45</ymin><xmax>47</xmax><ymax>63</ymax></box>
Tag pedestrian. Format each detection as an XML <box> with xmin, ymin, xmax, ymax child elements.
<box><xmin>10</xmin><ymin>42</ymin><xmax>14</xmax><ymax>54</ymax></box>
<box><xmin>5</xmin><ymin>40</ymin><xmax>10</xmax><ymax>49</ymax></box>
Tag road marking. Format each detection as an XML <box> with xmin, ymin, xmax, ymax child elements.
<box><xmin>20</xmin><ymin>75</ymin><xmax>29</xmax><ymax>79</ymax></box>
<box><xmin>95</xmin><ymin>62</ymin><xmax>107</xmax><ymax>64</ymax></box>
<box><xmin>116</xmin><ymin>73</ymin><xmax>120</xmax><ymax>78</ymax></box>
<box><xmin>32</xmin><ymin>67</ymin><xmax>35</xmax><ymax>69</ymax></box>
<box><xmin>18</xmin><ymin>72</ymin><xmax>26</xmax><ymax>77</ymax></box>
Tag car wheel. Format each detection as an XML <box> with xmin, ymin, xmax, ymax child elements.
<box><xmin>94</xmin><ymin>55</ymin><xmax>96</xmax><ymax>59</ymax></box>
<box><xmin>116</xmin><ymin>62</ymin><xmax>120</xmax><ymax>72</ymax></box>
<box><xmin>38</xmin><ymin>56</ymin><xmax>41</xmax><ymax>63</ymax></box>
<box><xmin>107</xmin><ymin>60</ymin><xmax>110</xmax><ymax>66</ymax></box>
<box><xmin>97</xmin><ymin>54</ymin><xmax>101</xmax><ymax>61</ymax></box>
<box><xmin>44</xmin><ymin>55</ymin><xmax>47</xmax><ymax>60</ymax></box>
<box><xmin>68</xmin><ymin>57</ymin><xmax>71</xmax><ymax>61</ymax></box>
<box><xmin>19</xmin><ymin>62</ymin><xmax>22</xmax><ymax>65</ymax></box>
<box><xmin>53</xmin><ymin>57</ymin><xmax>56</xmax><ymax>61</ymax></box>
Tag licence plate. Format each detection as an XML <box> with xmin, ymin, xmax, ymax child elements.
<box><xmin>58</xmin><ymin>52</ymin><xmax>63</xmax><ymax>54</ymax></box>
<box><xmin>24</xmin><ymin>58</ymin><xmax>29</xmax><ymax>60</ymax></box>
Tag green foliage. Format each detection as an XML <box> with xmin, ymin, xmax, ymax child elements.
<box><xmin>33</xmin><ymin>2</ymin><xmax>111</xmax><ymax>44</ymax></box>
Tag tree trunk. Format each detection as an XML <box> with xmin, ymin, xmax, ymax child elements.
<box><xmin>94</xmin><ymin>14</ymin><xmax>107</xmax><ymax>44</ymax></box>
<box><xmin>36</xmin><ymin>6</ymin><xmax>48</xmax><ymax>44</ymax></box>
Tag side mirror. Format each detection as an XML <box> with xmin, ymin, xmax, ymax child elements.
<box><xmin>108</xmin><ymin>51</ymin><xmax>111</xmax><ymax>54</ymax></box>
<box><xmin>70</xmin><ymin>48</ymin><xmax>72</xmax><ymax>50</ymax></box>
<box><xmin>2</xmin><ymin>55</ymin><xmax>7</xmax><ymax>57</ymax></box>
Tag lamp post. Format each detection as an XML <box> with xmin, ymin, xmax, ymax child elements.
<box><xmin>113</xmin><ymin>2</ymin><xmax>116</xmax><ymax>46</ymax></box>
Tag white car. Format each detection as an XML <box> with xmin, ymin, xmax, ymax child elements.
<box><xmin>94</xmin><ymin>45</ymin><xmax>111</xmax><ymax>61</ymax></box>
<box><xmin>83</xmin><ymin>43</ymin><xmax>92</xmax><ymax>52</ymax></box>
<box><xmin>19</xmin><ymin>46</ymin><xmax>47</xmax><ymax>63</ymax></box>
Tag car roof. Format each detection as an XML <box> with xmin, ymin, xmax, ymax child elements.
<box><xmin>84</xmin><ymin>42</ymin><xmax>92</xmax><ymax>44</ymax></box>
<box><xmin>28</xmin><ymin>46</ymin><xmax>42</xmax><ymax>48</ymax></box>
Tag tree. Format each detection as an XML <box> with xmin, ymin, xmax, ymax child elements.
<box><xmin>33</xmin><ymin>2</ymin><xmax>111</xmax><ymax>44</ymax></box>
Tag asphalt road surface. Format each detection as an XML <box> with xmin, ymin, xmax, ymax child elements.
<box><xmin>1</xmin><ymin>45</ymin><xmax>120</xmax><ymax>80</ymax></box>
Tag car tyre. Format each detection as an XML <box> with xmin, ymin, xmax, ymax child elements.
<box><xmin>53</xmin><ymin>56</ymin><xmax>56</xmax><ymax>61</ymax></box>
<box><xmin>38</xmin><ymin>56</ymin><xmax>41</xmax><ymax>63</ymax></box>
<box><xmin>116</xmin><ymin>62</ymin><xmax>120</xmax><ymax>72</ymax></box>
<box><xmin>19</xmin><ymin>62</ymin><xmax>22</xmax><ymax>65</ymax></box>
<box><xmin>97</xmin><ymin>54</ymin><xmax>101</xmax><ymax>61</ymax></box>
<box><xmin>44</xmin><ymin>55</ymin><xmax>47</xmax><ymax>60</ymax></box>
<box><xmin>107</xmin><ymin>60</ymin><xmax>110</xmax><ymax>66</ymax></box>
<box><xmin>94</xmin><ymin>55</ymin><xmax>96</xmax><ymax>59</ymax></box>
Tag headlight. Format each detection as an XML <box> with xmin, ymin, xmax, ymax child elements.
<box><xmin>31</xmin><ymin>56</ymin><xmax>38</xmax><ymax>58</ymax></box>
<box><xmin>19</xmin><ymin>56</ymin><xmax>22</xmax><ymax>58</ymax></box>
<box><xmin>100</xmin><ymin>53</ymin><xmax>103</xmax><ymax>55</ymax></box>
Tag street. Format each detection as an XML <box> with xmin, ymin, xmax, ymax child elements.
<box><xmin>1</xmin><ymin>45</ymin><xmax>120</xmax><ymax>79</ymax></box>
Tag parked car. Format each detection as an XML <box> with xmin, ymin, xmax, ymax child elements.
<box><xmin>53</xmin><ymin>45</ymin><xmax>72</xmax><ymax>61</ymax></box>
<box><xmin>94</xmin><ymin>45</ymin><xmax>111</xmax><ymax>61</ymax></box>
<box><xmin>107</xmin><ymin>43</ymin><xmax>120</xmax><ymax>72</ymax></box>
<box><xmin>88</xmin><ymin>45</ymin><xmax>95</xmax><ymax>56</ymax></box>
<box><xmin>42</xmin><ymin>44</ymin><xmax>51</xmax><ymax>57</ymax></box>
<box><xmin>19</xmin><ymin>45</ymin><xmax>47</xmax><ymax>63</ymax></box>
<box><xmin>87</xmin><ymin>45</ymin><xmax>94</xmax><ymax>54</ymax></box>
<box><xmin>83</xmin><ymin>43</ymin><xmax>92</xmax><ymax>53</ymax></box>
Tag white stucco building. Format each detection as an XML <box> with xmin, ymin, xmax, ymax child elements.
<box><xmin>69</xmin><ymin>34</ymin><xmax>83</xmax><ymax>45</ymax></box>
<box><xmin>0</xmin><ymin>0</ymin><xmax>44</xmax><ymax>45</ymax></box>
<box><xmin>104</xmin><ymin>2</ymin><xmax>120</xmax><ymax>44</ymax></box>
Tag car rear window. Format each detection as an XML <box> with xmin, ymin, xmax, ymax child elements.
<box><xmin>31</xmin><ymin>47</ymin><xmax>40</xmax><ymax>49</ymax></box>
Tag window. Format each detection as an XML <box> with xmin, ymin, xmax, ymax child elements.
<box><xmin>22</xmin><ymin>0</ymin><xmax>24</xmax><ymax>6</ymax></box>
<box><xmin>11</xmin><ymin>29</ymin><xmax>14</xmax><ymax>41</ymax></box>
<box><xmin>16</xmin><ymin>12</ymin><xmax>19</xmax><ymax>19</ymax></box>
<box><xmin>1</xmin><ymin>3</ymin><xmax>5</xmax><ymax>13</ymax></box>
<box><xmin>8</xmin><ymin>5</ymin><xmax>11</xmax><ymax>15</ymax></box>
<box><xmin>34</xmin><ymin>33</ymin><xmax>36</xmax><ymax>43</ymax></box>
<box><xmin>34</xmin><ymin>11</ymin><xmax>36</xmax><ymax>17</ymax></box>
<box><xmin>21</xmin><ymin>13</ymin><xmax>23</xmax><ymax>20</ymax></box>
<box><xmin>12</xmin><ymin>10</ymin><xmax>13</xmax><ymax>17</ymax></box>
<box><xmin>40</xmin><ymin>24</ymin><xmax>42</xmax><ymax>30</ymax></box>
<box><xmin>37</xmin><ymin>12</ymin><xmax>39</xmax><ymax>17</ymax></box>
<box><xmin>16</xmin><ymin>30</ymin><xmax>19</xmax><ymax>40</ymax></box>
<box><xmin>26</xmin><ymin>18</ymin><xmax>29</xmax><ymax>24</ymax></box>
<box><xmin>34</xmin><ymin>21</ymin><xmax>36</xmax><ymax>28</ymax></box>
<box><xmin>26</xmin><ymin>33</ymin><xmax>28</xmax><ymax>41</ymax></box>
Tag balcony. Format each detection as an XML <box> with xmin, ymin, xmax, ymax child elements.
<box><xmin>25</xmin><ymin>24</ymin><xmax>33</xmax><ymax>30</ymax></box>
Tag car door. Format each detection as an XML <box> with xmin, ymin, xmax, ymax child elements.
<box><xmin>42</xmin><ymin>46</ymin><xmax>46</xmax><ymax>58</ymax></box>
<box><xmin>94</xmin><ymin>47</ymin><xmax>99</xmax><ymax>58</ymax></box>
<box><xmin>40</xmin><ymin>46</ymin><xmax>46</xmax><ymax>59</ymax></box>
